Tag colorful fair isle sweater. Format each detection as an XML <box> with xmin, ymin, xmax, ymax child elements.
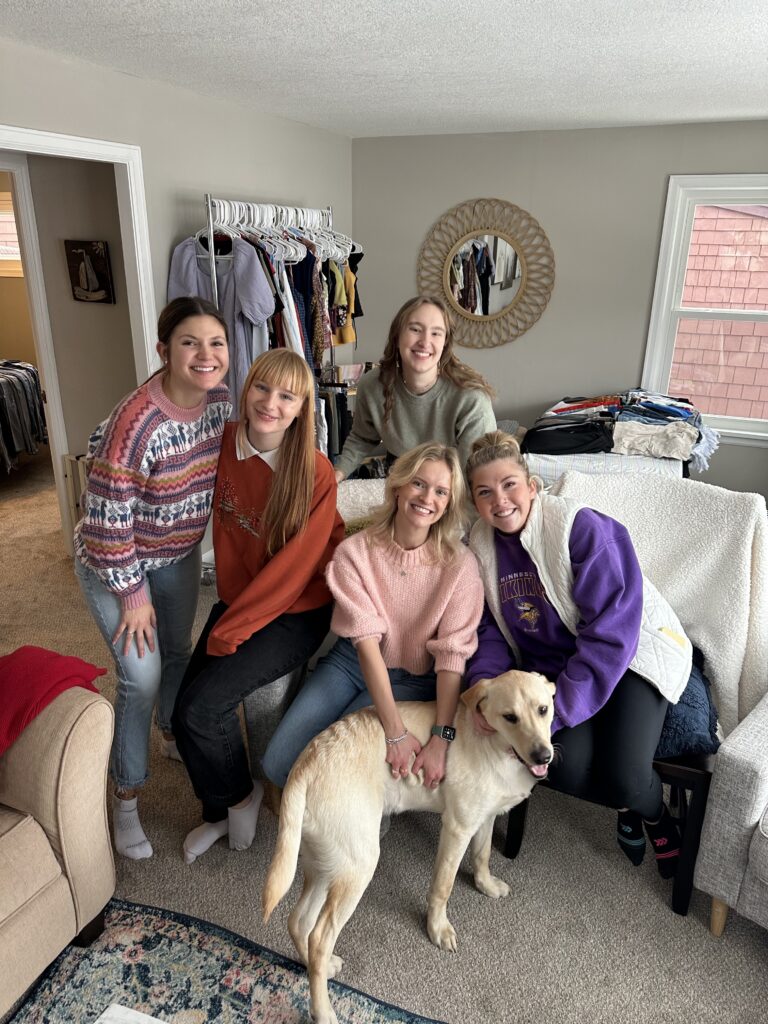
<box><xmin>74</xmin><ymin>374</ymin><xmax>231</xmax><ymax>609</ymax></box>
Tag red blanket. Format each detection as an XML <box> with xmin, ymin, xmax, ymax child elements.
<box><xmin>0</xmin><ymin>645</ymin><xmax>106</xmax><ymax>756</ymax></box>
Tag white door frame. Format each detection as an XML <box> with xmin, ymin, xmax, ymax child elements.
<box><xmin>0</xmin><ymin>124</ymin><xmax>157</xmax><ymax>552</ymax></box>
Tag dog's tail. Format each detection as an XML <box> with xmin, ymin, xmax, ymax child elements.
<box><xmin>262</xmin><ymin>770</ymin><xmax>306</xmax><ymax>923</ymax></box>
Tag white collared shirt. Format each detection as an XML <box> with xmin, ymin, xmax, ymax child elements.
<box><xmin>236</xmin><ymin>430</ymin><xmax>280</xmax><ymax>469</ymax></box>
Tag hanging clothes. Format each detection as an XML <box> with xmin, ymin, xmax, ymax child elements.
<box><xmin>171</xmin><ymin>198</ymin><xmax>365</xmax><ymax>458</ymax></box>
<box><xmin>168</xmin><ymin>235</ymin><xmax>275</xmax><ymax>410</ymax></box>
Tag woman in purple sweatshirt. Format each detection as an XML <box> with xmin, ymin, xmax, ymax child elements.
<box><xmin>464</xmin><ymin>431</ymin><xmax>692</xmax><ymax>878</ymax></box>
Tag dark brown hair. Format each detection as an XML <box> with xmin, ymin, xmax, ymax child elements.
<box><xmin>157</xmin><ymin>296</ymin><xmax>228</xmax><ymax>347</ymax></box>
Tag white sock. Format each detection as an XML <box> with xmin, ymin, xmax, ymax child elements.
<box><xmin>228</xmin><ymin>782</ymin><xmax>264</xmax><ymax>851</ymax></box>
<box><xmin>182</xmin><ymin>819</ymin><xmax>229</xmax><ymax>864</ymax></box>
<box><xmin>113</xmin><ymin>795</ymin><xmax>153</xmax><ymax>860</ymax></box>
<box><xmin>160</xmin><ymin>736</ymin><xmax>183</xmax><ymax>762</ymax></box>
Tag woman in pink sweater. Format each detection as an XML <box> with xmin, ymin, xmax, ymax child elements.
<box><xmin>263</xmin><ymin>441</ymin><xmax>484</xmax><ymax>789</ymax></box>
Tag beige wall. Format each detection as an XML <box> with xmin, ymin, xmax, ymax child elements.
<box><xmin>0</xmin><ymin>170</ymin><xmax>35</xmax><ymax>362</ymax></box>
<box><xmin>352</xmin><ymin>122</ymin><xmax>768</xmax><ymax>496</ymax></box>
<box><xmin>0</xmin><ymin>278</ymin><xmax>35</xmax><ymax>362</ymax></box>
<box><xmin>26</xmin><ymin>155</ymin><xmax>136</xmax><ymax>453</ymax></box>
<box><xmin>0</xmin><ymin>36</ymin><xmax>353</xmax><ymax>313</ymax></box>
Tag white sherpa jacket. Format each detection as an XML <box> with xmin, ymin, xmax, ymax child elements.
<box><xmin>469</xmin><ymin>490</ymin><xmax>692</xmax><ymax>705</ymax></box>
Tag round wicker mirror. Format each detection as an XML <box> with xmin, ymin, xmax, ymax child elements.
<box><xmin>417</xmin><ymin>197</ymin><xmax>555</xmax><ymax>348</ymax></box>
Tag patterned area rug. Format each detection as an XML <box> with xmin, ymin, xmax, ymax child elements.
<box><xmin>6</xmin><ymin>899</ymin><xmax>446</xmax><ymax>1024</ymax></box>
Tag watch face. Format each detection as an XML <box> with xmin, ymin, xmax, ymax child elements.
<box><xmin>433</xmin><ymin>725</ymin><xmax>456</xmax><ymax>741</ymax></box>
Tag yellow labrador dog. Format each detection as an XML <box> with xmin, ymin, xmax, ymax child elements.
<box><xmin>263</xmin><ymin>670</ymin><xmax>555</xmax><ymax>1024</ymax></box>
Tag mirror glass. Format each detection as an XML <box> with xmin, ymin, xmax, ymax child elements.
<box><xmin>446</xmin><ymin>234</ymin><xmax>522</xmax><ymax>319</ymax></box>
<box><xmin>417</xmin><ymin>197</ymin><xmax>555</xmax><ymax>348</ymax></box>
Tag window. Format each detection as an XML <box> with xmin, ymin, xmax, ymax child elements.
<box><xmin>0</xmin><ymin>191</ymin><xmax>24</xmax><ymax>278</ymax></box>
<box><xmin>643</xmin><ymin>175</ymin><xmax>768</xmax><ymax>446</ymax></box>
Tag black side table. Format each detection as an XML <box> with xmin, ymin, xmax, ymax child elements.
<box><xmin>503</xmin><ymin>752</ymin><xmax>715</xmax><ymax>916</ymax></box>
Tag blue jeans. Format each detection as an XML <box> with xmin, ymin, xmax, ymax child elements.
<box><xmin>262</xmin><ymin>636</ymin><xmax>437</xmax><ymax>787</ymax></box>
<box><xmin>75</xmin><ymin>547</ymin><xmax>202</xmax><ymax>790</ymax></box>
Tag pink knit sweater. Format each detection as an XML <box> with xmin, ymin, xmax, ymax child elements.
<box><xmin>326</xmin><ymin>531</ymin><xmax>484</xmax><ymax>675</ymax></box>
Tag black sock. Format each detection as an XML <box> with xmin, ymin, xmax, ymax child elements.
<box><xmin>616</xmin><ymin>810</ymin><xmax>646</xmax><ymax>866</ymax></box>
<box><xmin>644</xmin><ymin>805</ymin><xmax>681</xmax><ymax>879</ymax></box>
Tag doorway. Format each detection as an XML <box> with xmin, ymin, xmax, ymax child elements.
<box><xmin>0</xmin><ymin>125</ymin><xmax>157</xmax><ymax>554</ymax></box>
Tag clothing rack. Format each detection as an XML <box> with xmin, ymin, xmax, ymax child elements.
<box><xmin>203</xmin><ymin>193</ymin><xmax>343</xmax><ymax>369</ymax></box>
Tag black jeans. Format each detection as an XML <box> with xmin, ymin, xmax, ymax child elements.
<box><xmin>547</xmin><ymin>669</ymin><xmax>669</xmax><ymax>820</ymax></box>
<box><xmin>172</xmin><ymin>600</ymin><xmax>332</xmax><ymax>821</ymax></box>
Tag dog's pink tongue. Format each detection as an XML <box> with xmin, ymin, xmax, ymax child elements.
<box><xmin>529</xmin><ymin>764</ymin><xmax>549</xmax><ymax>778</ymax></box>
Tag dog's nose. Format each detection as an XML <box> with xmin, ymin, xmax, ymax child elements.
<box><xmin>532</xmin><ymin>747</ymin><xmax>552</xmax><ymax>765</ymax></box>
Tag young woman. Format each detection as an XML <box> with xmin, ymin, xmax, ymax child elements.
<box><xmin>75</xmin><ymin>295</ymin><xmax>231</xmax><ymax>860</ymax></box>
<box><xmin>263</xmin><ymin>441</ymin><xmax>484</xmax><ymax>790</ymax></box>
<box><xmin>464</xmin><ymin>431</ymin><xmax>692</xmax><ymax>877</ymax></box>
<box><xmin>333</xmin><ymin>296</ymin><xmax>496</xmax><ymax>482</ymax></box>
<box><xmin>172</xmin><ymin>349</ymin><xmax>344</xmax><ymax>863</ymax></box>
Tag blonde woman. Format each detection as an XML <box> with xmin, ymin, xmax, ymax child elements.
<box><xmin>333</xmin><ymin>296</ymin><xmax>496</xmax><ymax>482</ymax></box>
<box><xmin>173</xmin><ymin>349</ymin><xmax>345</xmax><ymax>863</ymax></box>
<box><xmin>465</xmin><ymin>431</ymin><xmax>691</xmax><ymax>878</ymax></box>
<box><xmin>263</xmin><ymin>441</ymin><xmax>484</xmax><ymax>789</ymax></box>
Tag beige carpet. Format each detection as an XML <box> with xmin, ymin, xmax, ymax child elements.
<box><xmin>2</xmin><ymin>448</ymin><xmax>767</xmax><ymax>1024</ymax></box>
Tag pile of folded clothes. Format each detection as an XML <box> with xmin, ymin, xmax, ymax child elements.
<box><xmin>520</xmin><ymin>389</ymin><xmax>719</xmax><ymax>473</ymax></box>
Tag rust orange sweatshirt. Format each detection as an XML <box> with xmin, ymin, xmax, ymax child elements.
<box><xmin>207</xmin><ymin>423</ymin><xmax>345</xmax><ymax>656</ymax></box>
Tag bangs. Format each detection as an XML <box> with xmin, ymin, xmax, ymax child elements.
<box><xmin>249</xmin><ymin>352</ymin><xmax>312</xmax><ymax>399</ymax></box>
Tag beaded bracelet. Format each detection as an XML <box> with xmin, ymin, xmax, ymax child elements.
<box><xmin>385</xmin><ymin>729</ymin><xmax>408</xmax><ymax>745</ymax></box>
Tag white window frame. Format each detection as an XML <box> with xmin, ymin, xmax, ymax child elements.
<box><xmin>643</xmin><ymin>173</ymin><xmax>768</xmax><ymax>448</ymax></box>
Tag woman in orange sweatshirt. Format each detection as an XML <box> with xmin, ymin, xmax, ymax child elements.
<box><xmin>172</xmin><ymin>349</ymin><xmax>344</xmax><ymax>864</ymax></box>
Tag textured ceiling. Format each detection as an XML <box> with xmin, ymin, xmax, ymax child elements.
<box><xmin>2</xmin><ymin>0</ymin><xmax>767</xmax><ymax>138</ymax></box>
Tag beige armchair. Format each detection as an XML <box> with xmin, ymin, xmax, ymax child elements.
<box><xmin>694</xmin><ymin>691</ymin><xmax>768</xmax><ymax>935</ymax></box>
<box><xmin>0</xmin><ymin>687</ymin><xmax>115</xmax><ymax>1014</ymax></box>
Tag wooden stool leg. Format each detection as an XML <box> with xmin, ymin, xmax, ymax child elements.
<box><xmin>710</xmin><ymin>897</ymin><xmax>728</xmax><ymax>937</ymax></box>
<box><xmin>504</xmin><ymin>798</ymin><xmax>529</xmax><ymax>859</ymax></box>
<box><xmin>670</xmin><ymin>771</ymin><xmax>711</xmax><ymax>916</ymax></box>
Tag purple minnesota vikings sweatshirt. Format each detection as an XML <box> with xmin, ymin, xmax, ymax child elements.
<box><xmin>465</xmin><ymin>509</ymin><xmax>643</xmax><ymax>734</ymax></box>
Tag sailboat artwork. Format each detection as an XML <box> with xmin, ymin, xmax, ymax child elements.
<box><xmin>64</xmin><ymin>240</ymin><xmax>115</xmax><ymax>303</ymax></box>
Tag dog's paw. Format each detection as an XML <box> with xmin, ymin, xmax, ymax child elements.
<box><xmin>327</xmin><ymin>953</ymin><xmax>344</xmax><ymax>978</ymax></box>
<box><xmin>310</xmin><ymin>1010</ymin><xmax>339</xmax><ymax>1024</ymax></box>
<box><xmin>475</xmin><ymin>874</ymin><xmax>510</xmax><ymax>899</ymax></box>
<box><xmin>428</xmin><ymin>918</ymin><xmax>458</xmax><ymax>953</ymax></box>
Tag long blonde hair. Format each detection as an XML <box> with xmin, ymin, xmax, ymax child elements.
<box><xmin>237</xmin><ymin>350</ymin><xmax>316</xmax><ymax>556</ymax></box>
<box><xmin>379</xmin><ymin>296</ymin><xmax>495</xmax><ymax>423</ymax></box>
<box><xmin>367</xmin><ymin>442</ymin><xmax>468</xmax><ymax>564</ymax></box>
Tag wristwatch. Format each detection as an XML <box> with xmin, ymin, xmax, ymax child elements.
<box><xmin>431</xmin><ymin>724</ymin><xmax>456</xmax><ymax>742</ymax></box>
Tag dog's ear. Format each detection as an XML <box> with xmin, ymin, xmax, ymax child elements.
<box><xmin>460</xmin><ymin>680</ymin><xmax>489</xmax><ymax>711</ymax></box>
<box><xmin>543</xmin><ymin>676</ymin><xmax>556</xmax><ymax>696</ymax></box>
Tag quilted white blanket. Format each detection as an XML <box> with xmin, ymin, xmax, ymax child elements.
<box><xmin>551</xmin><ymin>471</ymin><xmax>768</xmax><ymax>735</ymax></box>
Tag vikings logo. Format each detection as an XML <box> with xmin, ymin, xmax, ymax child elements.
<box><xmin>516</xmin><ymin>601</ymin><xmax>540</xmax><ymax>629</ymax></box>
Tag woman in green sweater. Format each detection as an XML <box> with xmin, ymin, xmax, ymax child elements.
<box><xmin>333</xmin><ymin>295</ymin><xmax>496</xmax><ymax>482</ymax></box>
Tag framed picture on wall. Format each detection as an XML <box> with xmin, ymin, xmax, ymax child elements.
<box><xmin>64</xmin><ymin>240</ymin><xmax>115</xmax><ymax>303</ymax></box>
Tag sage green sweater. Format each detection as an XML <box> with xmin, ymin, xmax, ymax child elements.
<box><xmin>334</xmin><ymin>367</ymin><xmax>496</xmax><ymax>479</ymax></box>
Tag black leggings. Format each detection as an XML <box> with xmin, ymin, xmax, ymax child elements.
<box><xmin>547</xmin><ymin>670</ymin><xmax>668</xmax><ymax>820</ymax></box>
